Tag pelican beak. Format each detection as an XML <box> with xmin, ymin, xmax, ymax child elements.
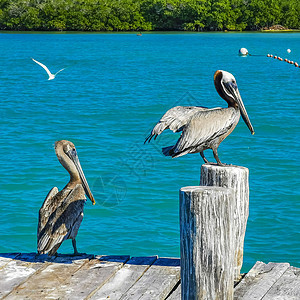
<box><xmin>225</xmin><ymin>82</ymin><xmax>255</xmax><ymax>135</ymax></box>
<box><xmin>67</xmin><ymin>149</ymin><xmax>96</xmax><ymax>205</ymax></box>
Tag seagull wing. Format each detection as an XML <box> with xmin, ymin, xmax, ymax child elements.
<box><xmin>145</xmin><ymin>106</ymin><xmax>207</xmax><ymax>143</ymax></box>
<box><xmin>32</xmin><ymin>58</ymin><xmax>52</xmax><ymax>77</ymax></box>
<box><xmin>54</xmin><ymin>68</ymin><xmax>65</xmax><ymax>76</ymax></box>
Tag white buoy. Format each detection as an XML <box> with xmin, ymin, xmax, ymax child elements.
<box><xmin>238</xmin><ymin>48</ymin><xmax>249</xmax><ymax>56</ymax></box>
<box><xmin>287</xmin><ymin>49</ymin><xmax>291</xmax><ymax>53</ymax></box>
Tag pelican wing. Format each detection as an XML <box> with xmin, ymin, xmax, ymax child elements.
<box><xmin>37</xmin><ymin>185</ymin><xmax>86</xmax><ymax>255</ymax></box>
<box><xmin>172</xmin><ymin>107</ymin><xmax>237</xmax><ymax>157</ymax></box>
<box><xmin>145</xmin><ymin>106</ymin><xmax>207</xmax><ymax>143</ymax></box>
<box><xmin>38</xmin><ymin>187</ymin><xmax>59</xmax><ymax>234</ymax></box>
<box><xmin>32</xmin><ymin>58</ymin><xmax>52</xmax><ymax>77</ymax></box>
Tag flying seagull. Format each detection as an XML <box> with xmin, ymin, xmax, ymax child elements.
<box><xmin>32</xmin><ymin>58</ymin><xmax>65</xmax><ymax>80</ymax></box>
<box><xmin>145</xmin><ymin>70</ymin><xmax>254</xmax><ymax>166</ymax></box>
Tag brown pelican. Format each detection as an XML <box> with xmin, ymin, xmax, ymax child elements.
<box><xmin>145</xmin><ymin>70</ymin><xmax>254</xmax><ymax>165</ymax></box>
<box><xmin>37</xmin><ymin>140</ymin><xmax>95</xmax><ymax>256</ymax></box>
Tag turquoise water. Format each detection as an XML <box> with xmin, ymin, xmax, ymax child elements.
<box><xmin>0</xmin><ymin>32</ymin><xmax>299</xmax><ymax>272</ymax></box>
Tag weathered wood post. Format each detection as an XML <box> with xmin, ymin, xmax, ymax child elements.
<box><xmin>200</xmin><ymin>164</ymin><xmax>249</xmax><ymax>280</ymax></box>
<box><xmin>180</xmin><ymin>164</ymin><xmax>250</xmax><ymax>299</ymax></box>
<box><xmin>180</xmin><ymin>186</ymin><xmax>235</xmax><ymax>300</ymax></box>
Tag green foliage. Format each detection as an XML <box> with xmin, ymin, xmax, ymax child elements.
<box><xmin>0</xmin><ymin>0</ymin><xmax>299</xmax><ymax>31</ymax></box>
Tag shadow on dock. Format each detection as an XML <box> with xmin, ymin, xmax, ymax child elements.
<box><xmin>0</xmin><ymin>252</ymin><xmax>94</xmax><ymax>264</ymax></box>
<box><xmin>0</xmin><ymin>253</ymin><xmax>180</xmax><ymax>266</ymax></box>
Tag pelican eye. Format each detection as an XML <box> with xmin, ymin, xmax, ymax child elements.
<box><xmin>66</xmin><ymin>147</ymin><xmax>77</xmax><ymax>159</ymax></box>
<box><xmin>230</xmin><ymin>81</ymin><xmax>237</xmax><ymax>89</ymax></box>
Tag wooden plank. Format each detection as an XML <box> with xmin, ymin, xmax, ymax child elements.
<box><xmin>166</xmin><ymin>282</ymin><xmax>181</xmax><ymax>300</ymax></box>
<box><xmin>0</xmin><ymin>253</ymin><xmax>20</xmax><ymax>269</ymax></box>
<box><xmin>0</xmin><ymin>253</ymin><xmax>46</xmax><ymax>299</ymax></box>
<box><xmin>234</xmin><ymin>261</ymin><xmax>290</xmax><ymax>300</ymax></box>
<box><xmin>262</xmin><ymin>266</ymin><xmax>300</xmax><ymax>300</ymax></box>
<box><xmin>120</xmin><ymin>257</ymin><xmax>180</xmax><ymax>300</ymax></box>
<box><xmin>46</xmin><ymin>255</ymin><xmax>130</xmax><ymax>300</ymax></box>
<box><xmin>1</xmin><ymin>254</ymin><xmax>299</xmax><ymax>300</ymax></box>
<box><xmin>4</xmin><ymin>255</ymin><xmax>90</xmax><ymax>300</ymax></box>
<box><xmin>89</xmin><ymin>256</ymin><xmax>158</xmax><ymax>300</ymax></box>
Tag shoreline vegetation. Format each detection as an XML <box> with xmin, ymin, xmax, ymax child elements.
<box><xmin>1</xmin><ymin>0</ymin><xmax>299</xmax><ymax>32</ymax></box>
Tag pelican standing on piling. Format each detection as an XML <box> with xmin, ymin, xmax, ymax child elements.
<box><xmin>145</xmin><ymin>70</ymin><xmax>255</xmax><ymax>166</ymax></box>
<box><xmin>37</xmin><ymin>140</ymin><xmax>96</xmax><ymax>256</ymax></box>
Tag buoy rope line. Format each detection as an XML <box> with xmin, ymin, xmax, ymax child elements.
<box><xmin>248</xmin><ymin>54</ymin><xmax>266</xmax><ymax>57</ymax></box>
<box><xmin>239</xmin><ymin>48</ymin><xmax>298</xmax><ymax>69</ymax></box>
<box><xmin>267</xmin><ymin>54</ymin><xmax>299</xmax><ymax>68</ymax></box>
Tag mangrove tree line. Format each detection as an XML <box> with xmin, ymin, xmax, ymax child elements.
<box><xmin>0</xmin><ymin>0</ymin><xmax>299</xmax><ymax>31</ymax></box>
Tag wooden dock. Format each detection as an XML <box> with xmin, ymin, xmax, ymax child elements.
<box><xmin>0</xmin><ymin>253</ymin><xmax>299</xmax><ymax>299</ymax></box>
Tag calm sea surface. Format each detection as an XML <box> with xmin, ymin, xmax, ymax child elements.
<box><xmin>0</xmin><ymin>32</ymin><xmax>299</xmax><ymax>272</ymax></box>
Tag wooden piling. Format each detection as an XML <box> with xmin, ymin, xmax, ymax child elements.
<box><xmin>180</xmin><ymin>186</ymin><xmax>235</xmax><ymax>300</ymax></box>
<box><xmin>200</xmin><ymin>164</ymin><xmax>250</xmax><ymax>280</ymax></box>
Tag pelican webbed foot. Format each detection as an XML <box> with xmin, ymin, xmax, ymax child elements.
<box><xmin>72</xmin><ymin>252</ymin><xmax>87</xmax><ymax>256</ymax></box>
<box><xmin>71</xmin><ymin>239</ymin><xmax>86</xmax><ymax>256</ymax></box>
<box><xmin>200</xmin><ymin>151</ymin><xmax>218</xmax><ymax>165</ymax></box>
<box><xmin>212</xmin><ymin>149</ymin><xmax>226</xmax><ymax>166</ymax></box>
<box><xmin>200</xmin><ymin>151</ymin><xmax>209</xmax><ymax>163</ymax></box>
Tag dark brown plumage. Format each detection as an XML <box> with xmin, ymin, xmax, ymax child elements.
<box><xmin>37</xmin><ymin>140</ymin><xmax>95</xmax><ymax>256</ymax></box>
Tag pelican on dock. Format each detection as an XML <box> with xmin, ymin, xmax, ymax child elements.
<box><xmin>32</xmin><ymin>58</ymin><xmax>65</xmax><ymax>80</ymax></box>
<box><xmin>37</xmin><ymin>140</ymin><xmax>95</xmax><ymax>256</ymax></box>
<box><xmin>145</xmin><ymin>70</ymin><xmax>254</xmax><ymax>165</ymax></box>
